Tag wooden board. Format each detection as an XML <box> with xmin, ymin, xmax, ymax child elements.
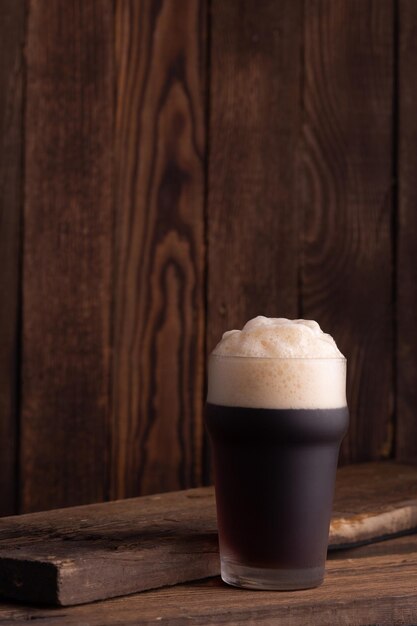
<box><xmin>1</xmin><ymin>463</ymin><xmax>417</xmax><ymax>606</ymax></box>
<box><xmin>331</xmin><ymin>462</ymin><xmax>417</xmax><ymax>547</ymax></box>
<box><xmin>21</xmin><ymin>0</ymin><xmax>114</xmax><ymax>512</ymax></box>
<box><xmin>207</xmin><ymin>0</ymin><xmax>302</xmax><ymax>349</ymax></box>
<box><xmin>397</xmin><ymin>0</ymin><xmax>417</xmax><ymax>462</ymax></box>
<box><xmin>299</xmin><ymin>0</ymin><xmax>394</xmax><ymax>464</ymax></box>
<box><xmin>110</xmin><ymin>0</ymin><xmax>207</xmax><ymax>499</ymax></box>
<box><xmin>2</xmin><ymin>533</ymin><xmax>417</xmax><ymax>624</ymax></box>
<box><xmin>0</xmin><ymin>0</ymin><xmax>25</xmax><ymax>515</ymax></box>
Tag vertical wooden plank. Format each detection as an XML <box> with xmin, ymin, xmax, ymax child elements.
<box><xmin>111</xmin><ymin>1</ymin><xmax>206</xmax><ymax>498</ymax></box>
<box><xmin>397</xmin><ymin>1</ymin><xmax>417</xmax><ymax>462</ymax></box>
<box><xmin>0</xmin><ymin>0</ymin><xmax>25</xmax><ymax>515</ymax></box>
<box><xmin>21</xmin><ymin>0</ymin><xmax>114</xmax><ymax>512</ymax></box>
<box><xmin>207</xmin><ymin>0</ymin><xmax>302</xmax><ymax>351</ymax></box>
<box><xmin>300</xmin><ymin>0</ymin><xmax>393</xmax><ymax>462</ymax></box>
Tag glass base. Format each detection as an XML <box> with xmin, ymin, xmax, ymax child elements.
<box><xmin>221</xmin><ymin>557</ymin><xmax>325</xmax><ymax>591</ymax></box>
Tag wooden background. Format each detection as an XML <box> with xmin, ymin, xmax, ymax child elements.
<box><xmin>0</xmin><ymin>0</ymin><xmax>416</xmax><ymax>515</ymax></box>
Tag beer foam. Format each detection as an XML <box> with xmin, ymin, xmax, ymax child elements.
<box><xmin>207</xmin><ymin>317</ymin><xmax>346</xmax><ymax>409</ymax></box>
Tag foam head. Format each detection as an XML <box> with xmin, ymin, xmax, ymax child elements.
<box><xmin>207</xmin><ymin>317</ymin><xmax>346</xmax><ymax>409</ymax></box>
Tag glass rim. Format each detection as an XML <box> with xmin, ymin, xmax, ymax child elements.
<box><xmin>208</xmin><ymin>354</ymin><xmax>346</xmax><ymax>362</ymax></box>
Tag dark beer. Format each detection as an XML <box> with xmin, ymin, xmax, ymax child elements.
<box><xmin>206</xmin><ymin>318</ymin><xmax>348</xmax><ymax>590</ymax></box>
<box><xmin>205</xmin><ymin>403</ymin><xmax>348</xmax><ymax>589</ymax></box>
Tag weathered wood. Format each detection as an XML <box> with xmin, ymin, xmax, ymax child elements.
<box><xmin>0</xmin><ymin>0</ymin><xmax>25</xmax><ymax>515</ymax></box>
<box><xmin>21</xmin><ymin>0</ymin><xmax>114</xmax><ymax>512</ymax></box>
<box><xmin>331</xmin><ymin>462</ymin><xmax>417</xmax><ymax>547</ymax></box>
<box><xmin>2</xmin><ymin>533</ymin><xmax>417</xmax><ymax>624</ymax></box>
<box><xmin>0</xmin><ymin>487</ymin><xmax>218</xmax><ymax>606</ymax></box>
<box><xmin>207</xmin><ymin>0</ymin><xmax>302</xmax><ymax>351</ymax></box>
<box><xmin>397</xmin><ymin>0</ymin><xmax>417</xmax><ymax>463</ymax></box>
<box><xmin>111</xmin><ymin>0</ymin><xmax>206</xmax><ymax>499</ymax></box>
<box><xmin>299</xmin><ymin>0</ymin><xmax>394</xmax><ymax>463</ymax></box>
<box><xmin>0</xmin><ymin>463</ymin><xmax>417</xmax><ymax>606</ymax></box>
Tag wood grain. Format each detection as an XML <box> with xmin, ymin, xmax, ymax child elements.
<box><xmin>0</xmin><ymin>0</ymin><xmax>25</xmax><ymax>515</ymax></box>
<box><xmin>331</xmin><ymin>462</ymin><xmax>417</xmax><ymax>547</ymax></box>
<box><xmin>21</xmin><ymin>0</ymin><xmax>114</xmax><ymax>512</ymax></box>
<box><xmin>1</xmin><ymin>462</ymin><xmax>417</xmax><ymax>606</ymax></box>
<box><xmin>299</xmin><ymin>0</ymin><xmax>394</xmax><ymax>463</ymax></box>
<box><xmin>207</xmin><ymin>0</ymin><xmax>303</xmax><ymax>352</ymax></box>
<box><xmin>2</xmin><ymin>534</ymin><xmax>417</xmax><ymax>624</ymax></box>
<box><xmin>396</xmin><ymin>0</ymin><xmax>417</xmax><ymax>462</ymax></box>
<box><xmin>111</xmin><ymin>0</ymin><xmax>206</xmax><ymax>498</ymax></box>
<box><xmin>0</xmin><ymin>0</ymin><xmax>411</xmax><ymax>516</ymax></box>
<box><xmin>0</xmin><ymin>488</ymin><xmax>218</xmax><ymax>606</ymax></box>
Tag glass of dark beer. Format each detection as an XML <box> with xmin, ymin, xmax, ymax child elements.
<box><xmin>205</xmin><ymin>352</ymin><xmax>348</xmax><ymax>590</ymax></box>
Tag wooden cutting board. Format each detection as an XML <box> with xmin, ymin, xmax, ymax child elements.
<box><xmin>0</xmin><ymin>462</ymin><xmax>416</xmax><ymax>606</ymax></box>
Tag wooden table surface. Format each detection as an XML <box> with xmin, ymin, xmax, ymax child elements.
<box><xmin>1</xmin><ymin>532</ymin><xmax>417</xmax><ymax>625</ymax></box>
<box><xmin>2</xmin><ymin>463</ymin><xmax>417</xmax><ymax>607</ymax></box>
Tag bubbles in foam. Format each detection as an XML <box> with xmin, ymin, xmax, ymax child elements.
<box><xmin>207</xmin><ymin>317</ymin><xmax>346</xmax><ymax>409</ymax></box>
<box><xmin>212</xmin><ymin>316</ymin><xmax>343</xmax><ymax>359</ymax></box>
